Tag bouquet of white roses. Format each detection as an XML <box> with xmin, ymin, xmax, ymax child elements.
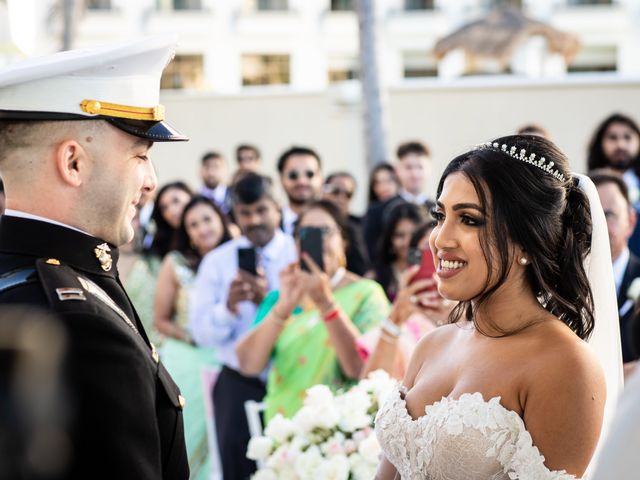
<box><xmin>247</xmin><ymin>369</ymin><xmax>396</xmax><ymax>480</ymax></box>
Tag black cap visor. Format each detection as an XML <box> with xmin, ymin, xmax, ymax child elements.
<box><xmin>0</xmin><ymin>110</ymin><xmax>188</xmax><ymax>142</ymax></box>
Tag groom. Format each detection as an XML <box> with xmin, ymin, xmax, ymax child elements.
<box><xmin>0</xmin><ymin>37</ymin><xmax>189</xmax><ymax>479</ymax></box>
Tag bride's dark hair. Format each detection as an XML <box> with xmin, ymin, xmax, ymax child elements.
<box><xmin>437</xmin><ymin>134</ymin><xmax>594</xmax><ymax>340</ymax></box>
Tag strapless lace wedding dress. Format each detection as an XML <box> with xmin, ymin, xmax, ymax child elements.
<box><xmin>375</xmin><ymin>389</ymin><xmax>577</xmax><ymax>480</ymax></box>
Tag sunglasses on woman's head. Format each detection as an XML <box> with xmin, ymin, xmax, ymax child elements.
<box><xmin>287</xmin><ymin>170</ymin><xmax>315</xmax><ymax>181</ymax></box>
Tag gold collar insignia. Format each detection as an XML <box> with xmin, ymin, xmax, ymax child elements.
<box><xmin>94</xmin><ymin>243</ymin><xmax>112</xmax><ymax>272</ymax></box>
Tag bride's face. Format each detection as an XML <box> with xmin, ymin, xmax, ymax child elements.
<box><xmin>429</xmin><ymin>172</ymin><xmax>491</xmax><ymax>301</ymax></box>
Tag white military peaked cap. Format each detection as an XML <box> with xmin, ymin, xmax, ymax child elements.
<box><xmin>0</xmin><ymin>35</ymin><xmax>187</xmax><ymax>142</ymax></box>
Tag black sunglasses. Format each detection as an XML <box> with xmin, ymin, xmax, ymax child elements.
<box><xmin>287</xmin><ymin>170</ymin><xmax>315</xmax><ymax>181</ymax></box>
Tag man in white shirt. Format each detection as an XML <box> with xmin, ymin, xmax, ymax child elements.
<box><xmin>592</xmin><ymin>170</ymin><xmax>639</xmax><ymax>378</ymax></box>
<box><xmin>277</xmin><ymin>146</ymin><xmax>323</xmax><ymax>235</ymax></box>
<box><xmin>190</xmin><ymin>173</ymin><xmax>296</xmax><ymax>479</ymax></box>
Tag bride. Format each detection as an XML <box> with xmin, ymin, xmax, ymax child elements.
<box><xmin>375</xmin><ymin>135</ymin><xmax>621</xmax><ymax>479</ymax></box>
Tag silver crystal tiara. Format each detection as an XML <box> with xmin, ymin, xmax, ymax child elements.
<box><xmin>476</xmin><ymin>142</ymin><xmax>566</xmax><ymax>183</ymax></box>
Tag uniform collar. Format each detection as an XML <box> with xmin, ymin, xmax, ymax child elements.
<box><xmin>0</xmin><ymin>215</ymin><xmax>121</xmax><ymax>277</ymax></box>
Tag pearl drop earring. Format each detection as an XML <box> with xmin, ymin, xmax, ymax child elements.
<box><xmin>518</xmin><ymin>257</ymin><xmax>528</xmax><ymax>266</ymax></box>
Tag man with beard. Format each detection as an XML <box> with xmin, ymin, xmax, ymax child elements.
<box><xmin>189</xmin><ymin>173</ymin><xmax>296</xmax><ymax>479</ymax></box>
<box><xmin>588</xmin><ymin>113</ymin><xmax>640</xmax><ymax>205</ymax></box>
<box><xmin>277</xmin><ymin>146</ymin><xmax>323</xmax><ymax>235</ymax></box>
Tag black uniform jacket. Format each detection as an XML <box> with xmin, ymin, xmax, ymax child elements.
<box><xmin>0</xmin><ymin>215</ymin><xmax>189</xmax><ymax>480</ymax></box>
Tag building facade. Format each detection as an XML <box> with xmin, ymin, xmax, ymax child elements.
<box><xmin>3</xmin><ymin>0</ymin><xmax>640</xmax><ymax>92</ymax></box>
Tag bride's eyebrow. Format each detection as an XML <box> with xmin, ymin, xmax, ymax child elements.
<box><xmin>435</xmin><ymin>200</ymin><xmax>484</xmax><ymax>214</ymax></box>
<box><xmin>452</xmin><ymin>203</ymin><xmax>484</xmax><ymax>214</ymax></box>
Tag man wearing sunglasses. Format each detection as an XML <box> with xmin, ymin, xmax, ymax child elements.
<box><xmin>277</xmin><ymin>146</ymin><xmax>324</xmax><ymax>235</ymax></box>
<box><xmin>323</xmin><ymin>172</ymin><xmax>372</xmax><ymax>276</ymax></box>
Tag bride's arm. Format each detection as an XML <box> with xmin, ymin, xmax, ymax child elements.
<box><xmin>523</xmin><ymin>336</ymin><xmax>606</xmax><ymax>477</ymax></box>
<box><xmin>376</xmin><ymin>457</ymin><xmax>399</xmax><ymax>479</ymax></box>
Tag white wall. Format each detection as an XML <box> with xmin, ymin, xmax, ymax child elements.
<box><xmin>154</xmin><ymin>76</ymin><xmax>640</xmax><ymax>214</ymax></box>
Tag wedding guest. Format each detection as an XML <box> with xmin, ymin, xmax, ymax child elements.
<box><xmin>278</xmin><ymin>146</ymin><xmax>323</xmax><ymax>236</ymax></box>
<box><xmin>190</xmin><ymin>173</ymin><xmax>296</xmax><ymax>480</ymax></box>
<box><xmin>154</xmin><ymin>196</ymin><xmax>231</xmax><ymax>480</ymax></box>
<box><xmin>587</xmin><ymin>113</ymin><xmax>640</xmax><ymax>205</ymax></box>
<box><xmin>374</xmin><ymin>202</ymin><xmax>429</xmax><ymax>301</ymax></box>
<box><xmin>126</xmin><ymin>181</ymin><xmax>193</xmax><ymax>345</ymax></box>
<box><xmin>368</xmin><ymin>162</ymin><xmax>400</xmax><ymax>206</ymax></box>
<box><xmin>235</xmin><ymin>200</ymin><xmax>388</xmax><ymax>421</ymax></box>
<box><xmin>149</xmin><ymin>181</ymin><xmax>194</xmax><ymax>258</ymax></box>
<box><xmin>323</xmin><ymin>171</ymin><xmax>371</xmax><ymax>275</ymax></box>
<box><xmin>363</xmin><ymin>142</ymin><xmax>432</xmax><ymax>259</ymax></box>
<box><xmin>517</xmin><ymin>123</ymin><xmax>550</xmax><ymax>139</ymax></box>
<box><xmin>199</xmin><ymin>151</ymin><xmax>230</xmax><ymax>214</ymax></box>
<box><xmin>591</xmin><ymin>170</ymin><xmax>640</xmax><ymax>377</ymax></box>
<box><xmin>359</xmin><ymin>222</ymin><xmax>453</xmax><ymax>379</ymax></box>
<box><xmin>376</xmin><ymin>135</ymin><xmax>613</xmax><ymax>478</ymax></box>
<box><xmin>236</xmin><ymin>144</ymin><xmax>261</xmax><ymax>173</ymax></box>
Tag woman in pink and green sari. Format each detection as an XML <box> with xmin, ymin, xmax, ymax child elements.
<box><xmin>236</xmin><ymin>200</ymin><xmax>389</xmax><ymax>421</ymax></box>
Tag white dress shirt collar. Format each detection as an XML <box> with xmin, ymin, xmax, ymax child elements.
<box><xmin>4</xmin><ymin>209</ymin><xmax>92</xmax><ymax>237</ymax></box>
<box><xmin>613</xmin><ymin>247</ymin><xmax>630</xmax><ymax>295</ymax></box>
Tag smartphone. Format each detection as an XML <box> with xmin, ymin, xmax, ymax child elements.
<box><xmin>409</xmin><ymin>248</ymin><xmax>437</xmax><ymax>291</ymax></box>
<box><xmin>237</xmin><ymin>247</ymin><xmax>258</xmax><ymax>276</ymax></box>
<box><xmin>299</xmin><ymin>226</ymin><xmax>324</xmax><ymax>272</ymax></box>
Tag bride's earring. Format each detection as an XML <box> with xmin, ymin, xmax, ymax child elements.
<box><xmin>518</xmin><ymin>257</ymin><xmax>528</xmax><ymax>266</ymax></box>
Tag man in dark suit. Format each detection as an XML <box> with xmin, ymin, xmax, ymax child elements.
<box><xmin>591</xmin><ymin>171</ymin><xmax>640</xmax><ymax>378</ymax></box>
<box><xmin>0</xmin><ymin>36</ymin><xmax>189</xmax><ymax>479</ymax></box>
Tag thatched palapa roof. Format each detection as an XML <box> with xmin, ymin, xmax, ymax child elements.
<box><xmin>434</xmin><ymin>8</ymin><xmax>581</xmax><ymax>64</ymax></box>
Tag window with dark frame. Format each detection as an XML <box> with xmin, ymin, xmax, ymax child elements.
<box><xmin>405</xmin><ymin>0</ymin><xmax>435</xmax><ymax>10</ymax></box>
<box><xmin>87</xmin><ymin>0</ymin><xmax>112</xmax><ymax>10</ymax></box>
<box><xmin>256</xmin><ymin>0</ymin><xmax>288</xmax><ymax>11</ymax></box>
<box><xmin>331</xmin><ymin>0</ymin><xmax>355</xmax><ymax>11</ymax></box>
<box><xmin>173</xmin><ymin>0</ymin><xmax>202</xmax><ymax>10</ymax></box>
<box><xmin>241</xmin><ymin>54</ymin><xmax>290</xmax><ymax>86</ymax></box>
<box><xmin>160</xmin><ymin>54</ymin><xmax>204</xmax><ymax>89</ymax></box>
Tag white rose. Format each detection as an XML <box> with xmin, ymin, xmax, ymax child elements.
<box><xmin>318</xmin><ymin>453</ymin><xmax>350</xmax><ymax>480</ymax></box>
<box><xmin>294</xmin><ymin>445</ymin><xmax>324</xmax><ymax>479</ymax></box>
<box><xmin>292</xmin><ymin>406</ymin><xmax>318</xmax><ymax>434</ymax></box>
<box><xmin>264</xmin><ymin>413</ymin><xmax>296</xmax><ymax>443</ymax></box>
<box><xmin>337</xmin><ymin>389</ymin><xmax>372</xmax><ymax>432</ymax></box>
<box><xmin>320</xmin><ymin>431</ymin><xmax>346</xmax><ymax>456</ymax></box>
<box><xmin>251</xmin><ymin>468</ymin><xmax>278</xmax><ymax>480</ymax></box>
<box><xmin>349</xmin><ymin>452</ymin><xmax>379</xmax><ymax>480</ymax></box>
<box><xmin>247</xmin><ymin>436</ymin><xmax>274</xmax><ymax>461</ymax></box>
<box><xmin>304</xmin><ymin>384</ymin><xmax>335</xmax><ymax>409</ymax></box>
<box><xmin>293</xmin><ymin>404</ymin><xmax>339</xmax><ymax>434</ymax></box>
<box><xmin>357</xmin><ymin>431</ymin><xmax>382</xmax><ymax>464</ymax></box>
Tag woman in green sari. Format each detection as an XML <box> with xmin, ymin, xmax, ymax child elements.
<box><xmin>236</xmin><ymin>200</ymin><xmax>389</xmax><ymax>421</ymax></box>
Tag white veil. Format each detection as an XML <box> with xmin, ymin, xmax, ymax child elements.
<box><xmin>575</xmin><ymin>174</ymin><xmax>624</xmax><ymax>469</ymax></box>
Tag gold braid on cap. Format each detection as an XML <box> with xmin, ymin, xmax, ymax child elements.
<box><xmin>476</xmin><ymin>142</ymin><xmax>566</xmax><ymax>183</ymax></box>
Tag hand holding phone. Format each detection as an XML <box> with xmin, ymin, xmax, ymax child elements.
<box><xmin>299</xmin><ymin>226</ymin><xmax>324</xmax><ymax>272</ymax></box>
<box><xmin>408</xmin><ymin>248</ymin><xmax>437</xmax><ymax>292</ymax></box>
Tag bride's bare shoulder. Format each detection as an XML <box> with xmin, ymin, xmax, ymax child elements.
<box><xmin>402</xmin><ymin>322</ymin><xmax>468</xmax><ymax>387</ymax></box>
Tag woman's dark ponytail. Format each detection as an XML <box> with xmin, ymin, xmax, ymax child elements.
<box><xmin>545</xmin><ymin>178</ymin><xmax>594</xmax><ymax>339</ymax></box>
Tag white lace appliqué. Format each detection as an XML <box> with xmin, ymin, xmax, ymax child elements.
<box><xmin>374</xmin><ymin>389</ymin><xmax>578</xmax><ymax>480</ymax></box>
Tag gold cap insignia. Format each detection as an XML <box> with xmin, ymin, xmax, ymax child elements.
<box><xmin>94</xmin><ymin>243</ymin><xmax>112</xmax><ymax>272</ymax></box>
<box><xmin>46</xmin><ymin>258</ymin><xmax>61</xmax><ymax>265</ymax></box>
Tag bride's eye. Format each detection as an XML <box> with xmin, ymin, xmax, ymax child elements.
<box><xmin>460</xmin><ymin>214</ymin><xmax>483</xmax><ymax>227</ymax></box>
<box><xmin>431</xmin><ymin>209</ymin><xmax>444</xmax><ymax>223</ymax></box>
